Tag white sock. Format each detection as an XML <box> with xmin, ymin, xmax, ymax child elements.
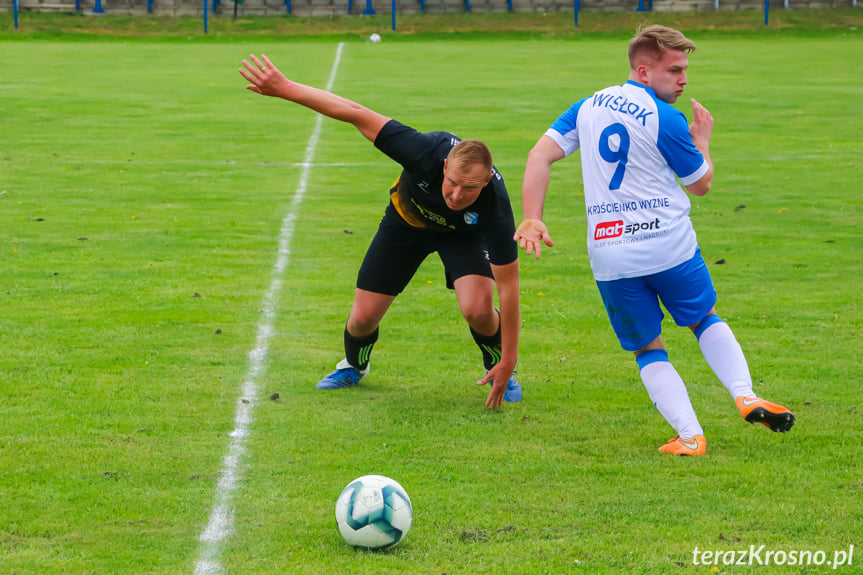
<box><xmin>640</xmin><ymin>359</ymin><xmax>703</xmax><ymax>439</ymax></box>
<box><xmin>336</xmin><ymin>358</ymin><xmax>369</xmax><ymax>377</ymax></box>
<box><xmin>697</xmin><ymin>321</ymin><xmax>755</xmax><ymax>400</ymax></box>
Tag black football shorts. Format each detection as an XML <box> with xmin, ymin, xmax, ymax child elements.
<box><xmin>356</xmin><ymin>215</ymin><xmax>493</xmax><ymax>296</ymax></box>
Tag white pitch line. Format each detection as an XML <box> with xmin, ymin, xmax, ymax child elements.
<box><xmin>193</xmin><ymin>42</ymin><xmax>345</xmax><ymax>575</ymax></box>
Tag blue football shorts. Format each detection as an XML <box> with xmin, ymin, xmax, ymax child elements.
<box><xmin>595</xmin><ymin>248</ymin><xmax>717</xmax><ymax>352</ymax></box>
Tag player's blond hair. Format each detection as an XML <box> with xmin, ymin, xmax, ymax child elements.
<box><xmin>447</xmin><ymin>139</ymin><xmax>493</xmax><ymax>179</ymax></box>
<box><xmin>628</xmin><ymin>25</ymin><xmax>696</xmax><ymax>68</ymax></box>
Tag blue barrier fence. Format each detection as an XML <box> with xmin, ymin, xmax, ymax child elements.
<box><xmin>10</xmin><ymin>0</ymin><xmax>787</xmax><ymax>33</ymax></box>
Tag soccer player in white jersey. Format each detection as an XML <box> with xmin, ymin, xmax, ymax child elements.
<box><xmin>515</xmin><ymin>25</ymin><xmax>795</xmax><ymax>455</ymax></box>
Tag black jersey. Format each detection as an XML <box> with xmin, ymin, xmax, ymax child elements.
<box><xmin>373</xmin><ymin>119</ymin><xmax>518</xmax><ymax>267</ymax></box>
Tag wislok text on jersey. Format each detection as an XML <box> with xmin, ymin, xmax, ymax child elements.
<box><xmin>591</xmin><ymin>93</ymin><xmax>654</xmax><ymax>126</ymax></box>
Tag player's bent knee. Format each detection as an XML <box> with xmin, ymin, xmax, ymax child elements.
<box><xmin>459</xmin><ymin>304</ymin><xmax>496</xmax><ymax>329</ymax></box>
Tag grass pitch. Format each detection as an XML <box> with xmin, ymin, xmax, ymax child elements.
<box><xmin>1</xmin><ymin>25</ymin><xmax>861</xmax><ymax>575</ymax></box>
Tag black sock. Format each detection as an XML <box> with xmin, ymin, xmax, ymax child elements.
<box><xmin>470</xmin><ymin>323</ymin><xmax>501</xmax><ymax>371</ymax></box>
<box><xmin>345</xmin><ymin>326</ymin><xmax>378</xmax><ymax>371</ymax></box>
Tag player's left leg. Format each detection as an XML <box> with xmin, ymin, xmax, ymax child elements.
<box><xmin>452</xmin><ymin>273</ymin><xmax>498</xmax><ymax>350</ymax></box>
<box><xmin>438</xmin><ymin>237</ymin><xmax>498</xmax><ymax>363</ymax></box>
<box><xmin>635</xmin><ymin>343</ymin><xmax>705</xmax><ymax>455</ymax></box>
<box><xmin>452</xmin><ymin>274</ymin><xmax>502</xmax><ymax>366</ymax></box>
<box><xmin>451</xmin><ymin>275</ymin><xmax>522</xmax><ymax>402</ymax></box>
<box><xmin>597</xmin><ymin>276</ymin><xmax>704</xmax><ymax>454</ymax></box>
<box><xmin>440</xmin><ymin>234</ymin><xmax>522</xmax><ymax>402</ymax></box>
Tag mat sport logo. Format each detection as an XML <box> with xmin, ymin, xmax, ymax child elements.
<box><xmin>593</xmin><ymin>218</ymin><xmax>661</xmax><ymax>240</ymax></box>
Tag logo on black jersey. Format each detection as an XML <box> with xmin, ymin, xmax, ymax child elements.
<box><xmin>417</xmin><ymin>180</ymin><xmax>430</xmax><ymax>194</ymax></box>
<box><xmin>464</xmin><ymin>212</ymin><xmax>479</xmax><ymax>225</ymax></box>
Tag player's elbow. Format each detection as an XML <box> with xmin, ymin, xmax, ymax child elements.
<box><xmin>686</xmin><ymin>171</ymin><xmax>713</xmax><ymax>197</ymax></box>
<box><xmin>687</xmin><ymin>181</ymin><xmax>711</xmax><ymax>197</ymax></box>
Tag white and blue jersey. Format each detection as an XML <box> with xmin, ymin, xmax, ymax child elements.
<box><xmin>545</xmin><ymin>80</ymin><xmax>709</xmax><ymax>281</ymax></box>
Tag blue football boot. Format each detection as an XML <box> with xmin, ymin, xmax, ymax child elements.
<box><xmin>316</xmin><ymin>359</ymin><xmax>369</xmax><ymax>389</ymax></box>
<box><xmin>487</xmin><ymin>371</ymin><xmax>523</xmax><ymax>402</ymax></box>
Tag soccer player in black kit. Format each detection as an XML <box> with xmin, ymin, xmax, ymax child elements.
<box><xmin>239</xmin><ymin>54</ymin><xmax>521</xmax><ymax>408</ymax></box>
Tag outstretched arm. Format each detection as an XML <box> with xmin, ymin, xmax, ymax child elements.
<box><xmin>515</xmin><ymin>135</ymin><xmax>565</xmax><ymax>259</ymax></box>
<box><xmin>238</xmin><ymin>54</ymin><xmax>391</xmax><ymax>143</ymax></box>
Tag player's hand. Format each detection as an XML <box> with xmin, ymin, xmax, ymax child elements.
<box><xmin>476</xmin><ymin>363</ymin><xmax>513</xmax><ymax>409</ymax></box>
<box><xmin>689</xmin><ymin>98</ymin><xmax>714</xmax><ymax>148</ymax></box>
<box><xmin>514</xmin><ymin>219</ymin><xmax>554</xmax><ymax>259</ymax></box>
<box><xmin>239</xmin><ymin>54</ymin><xmax>290</xmax><ymax>98</ymax></box>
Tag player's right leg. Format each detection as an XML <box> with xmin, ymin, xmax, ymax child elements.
<box><xmin>317</xmin><ymin>217</ymin><xmax>430</xmax><ymax>390</ymax></box>
<box><xmin>651</xmin><ymin>249</ymin><xmax>796</xmax><ymax>433</ymax></box>
<box><xmin>690</xmin><ymin>313</ymin><xmax>795</xmax><ymax>432</ymax></box>
<box><xmin>317</xmin><ymin>289</ymin><xmax>394</xmax><ymax>389</ymax></box>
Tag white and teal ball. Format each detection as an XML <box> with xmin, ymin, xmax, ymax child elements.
<box><xmin>369</xmin><ymin>33</ymin><xmax>382</xmax><ymax>43</ymax></box>
<box><xmin>335</xmin><ymin>475</ymin><xmax>412</xmax><ymax>549</ymax></box>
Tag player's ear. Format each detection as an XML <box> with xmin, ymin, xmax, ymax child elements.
<box><xmin>636</xmin><ymin>62</ymin><xmax>651</xmax><ymax>84</ymax></box>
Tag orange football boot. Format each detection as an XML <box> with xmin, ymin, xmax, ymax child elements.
<box><xmin>735</xmin><ymin>397</ymin><xmax>796</xmax><ymax>433</ymax></box>
<box><xmin>658</xmin><ymin>434</ymin><xmax>706</xmax><ymax>456</ymax></box>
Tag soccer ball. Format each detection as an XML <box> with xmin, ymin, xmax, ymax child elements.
<box><xmin>335</xmin><ymin>475</ymin><xmax>412</xmax><ymax>549</ymax></box>
<box><xmin>369</xmin><ymin>33</ymin><xmax>382</xmax><ymax>43</ymax></box>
